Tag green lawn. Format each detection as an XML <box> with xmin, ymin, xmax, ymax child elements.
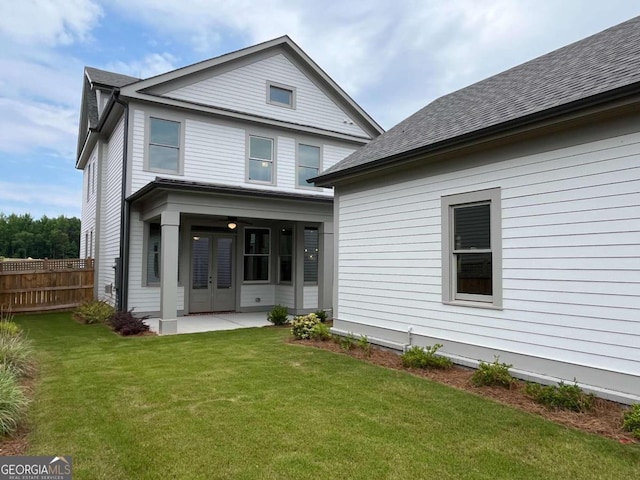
<box><xmin>16</xmin><ymin>313</ymin><xmax>640</xmax><ymax>479</ymax></box>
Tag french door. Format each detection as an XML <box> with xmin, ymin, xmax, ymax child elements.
<box><xmin>189</xmin><ymin>234</ymin><xmax>235</xmax><ymax>313</ymax></box>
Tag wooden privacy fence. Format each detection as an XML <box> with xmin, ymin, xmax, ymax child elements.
<box><xmin>0</xmin><ymin>259</ymin><xmax>94</xmax><ymax>313</ymax></box>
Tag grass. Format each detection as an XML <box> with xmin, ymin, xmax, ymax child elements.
<box><xmin>15</xmin><ymin>313</ymin><xmax>640</xmax><ymax>479</ymax></box>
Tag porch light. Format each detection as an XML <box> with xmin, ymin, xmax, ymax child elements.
<box><xmin>227</xmin><ymin>217</ymin><xmax>238</xmax><ymax>230</ymax></box>
<box><xmin>193</xmin><ymin>236</ymin><xmax>200</xmax><ymax>240</ymax></box>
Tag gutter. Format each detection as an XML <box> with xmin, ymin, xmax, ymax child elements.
<box><xmin>311</xmin><ymin>81</ymin><xmax>640</xmax><ymax>187</ymax></box>
<box><xmin>113</xmin><ymin>89</ymin><xmax>130</xmax><ymax>312</ymax></box>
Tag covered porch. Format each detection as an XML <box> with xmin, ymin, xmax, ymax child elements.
<box><xmin>126</xmin><ymin>179</ymin><xmax>334</xmax><ymax>335</ymax></box>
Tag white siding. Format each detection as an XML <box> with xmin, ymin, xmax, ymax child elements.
<box><xmin>275</xmin><ymin>285</ymin><xmax>294</xmax><ymax>308</ymax></box>
<box><xmin>337</xmin><ymin>129</ymin><xmax>640</xmax><ymax>378</ymax></box>
<box><xmin>80</xmin><ymin>147</ymin><xmax>98</xmax><ymax>261</ymax></box>
<box><xmin>165</xmin><ymin>54</ymin><xmax>367</xmax><ymax>137</ymax></box>
<box><xmin>97</xmin><ymin>117</ymin><xmax>124</xmax><ymax>305</ymax></box>
<box><xmin>241</xmin><ymin>284</ymin><xmax>275</xmax><ymax>307</ymax></box>
<box><xmin>323</xmin><ymin>144</ymin><xmax>356</xmax><ymax>172</ymax></box>
<box><xmin>303</xmin><ymin>286</ymin><xmax>318</xmax><ymax>309</ymax></box>
<box><xmin>130</xmin><ymin>108</ymin><xmax>353</xmax><ymax>197</ymax></box>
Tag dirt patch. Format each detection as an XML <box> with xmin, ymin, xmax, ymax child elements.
<box><xmin>290</xmin><ymin>338</ymin><xmax>637</xmax><ymax>444</ymax></box>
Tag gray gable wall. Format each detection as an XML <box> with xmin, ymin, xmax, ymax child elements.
<box><xmin>318</xmin><ymin>15</ymin><xmax>640</xmax><ymax>180</ymax></box>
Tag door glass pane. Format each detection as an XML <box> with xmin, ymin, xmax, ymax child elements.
<box><xmin>454</xmin><ymin>204</ymin><xmax>490</xmax><ymax>249</ymax></box>
<box><xmin>456</xmin><ymin>253</ymin><xmax>492</xmax><ymax>295</ymax></box>
<box><xmin>216</xmin><ymin>238</ymin><xmax>233</xmax><ymax>289</ymax></box>
<box><xmin>191</xmin><ymin>237</ymin><xmax>209</xmax><ymax>290</ymax></box>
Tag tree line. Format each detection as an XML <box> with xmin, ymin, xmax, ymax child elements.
<box><xmin>0</xmin><ymin>213</ymin><xmax>81</xmax><ymax>259</ymax></box>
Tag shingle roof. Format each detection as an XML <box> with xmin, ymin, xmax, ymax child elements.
<box><xmin>85</xmin><ymin>67</ymin><xmax>141</xmax><ymax>88</ymax></box>
<box><xmin>318</xmin><ymin>16</ymin><xmax>640</xmax><ymax>181</ymax></box>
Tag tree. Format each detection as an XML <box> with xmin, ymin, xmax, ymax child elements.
<box><xmin>0</xmin><ymin>213</ymin><xmax>81</xmax><ymax>259</ymax></box>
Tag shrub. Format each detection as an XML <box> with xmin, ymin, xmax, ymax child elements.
<box><xmin>0</xmin><ymin>335</ymin><xmax>34</xmax><ymax>378</ymax></box>
<box><xmin>401</xmin><ymin>344</ymin><xmax>452</xmax><ymax>370</ymax></box>
<box><xmin>0</xmin><ymin>370</ymin><xmax>28</xmax><ymax>436</ymax></box>
<box><xmin>0</xmin><ymin>322</ymin><xmax>21</xmax><ymax>338</ymax></box>
<box><xmin>267</xmin><ymin>305</ymin><xmax>289</xmax><ymax>326</ymax></box>
<box><xmin>74</xmin><ymin>299</ymin><xmax>115</xmax><ymax>325</ymax></box>
<box><xmin>358</xmin><ymin>335</ymin><xmax>372</xmax><ymax>356</ymax></box>
<box><xmin>310</xmin><ymin>322</ymin><xmax>331</xmax><ymax>341</ymax></box>
<box><xmin>338</xmin><ymin>334</ymin><xmax>356</xmax><ymax>351</ymax></box>
<box><xmin>471</xmin><ymin>356</ymin><xmax>515</xmax><ymax>388</ymax></box>
<box><xmin>314</xmin><ymin>310</ymin><xmax>328</xmax><ymax>323</ymax></box>
<box><xmin>291</xmin><ymin>313</ymin><xmax>320</xmax><ymax>340</ymax></box>
<box><xmin>107</xmin><ymin>310</ymin><xmax>150</xmax><ymax>336</ymax></box>
<box><xmin>622</xmin><ymin>403</ymin><xmax>640</xmax><ymax>439</ymax></box>
<box><xmin>524</xmin><ymin>381</ymin><xmax>594</xmax><ymax>412</ymax></box>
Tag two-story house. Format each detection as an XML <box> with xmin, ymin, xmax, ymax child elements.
<box><xmin>76</xmin><ymin>36</ymin><xmax>382</xmax><ymax>334</ymax></box>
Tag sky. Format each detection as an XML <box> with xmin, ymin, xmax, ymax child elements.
<box><xmin>0</xmin><ymin>0</ymin><xmax>638</xmax><ymax>219</ymax></box>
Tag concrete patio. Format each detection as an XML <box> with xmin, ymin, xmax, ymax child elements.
<box><xmin>144</xmin><ymin>312</ymin><xmax>272</xmax><ymax>335</ymax></box>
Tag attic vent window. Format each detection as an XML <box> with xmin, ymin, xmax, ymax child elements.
<box><xmin>267</xmin><ymin>82</ymin><xmax>295</xmax><ymax>108</ymax></box>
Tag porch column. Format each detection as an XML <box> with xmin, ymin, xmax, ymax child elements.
<box><xmin>318</xmin><ymin>222</ymin><xmax>334</xmax><ymax>316</ymax></box>
<box><xmin>159</xmin><ymin>211</ymin><xmax>180</xmax><ymax>334</ymax></box>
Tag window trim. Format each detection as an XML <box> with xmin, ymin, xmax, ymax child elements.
<box><xmin>246</xmin><ymin>133</ymin><xmax>276</xmax><ymax>185</ymax></box>
<box><xmin>243</xmin><ymin>227</ymin><xmax>271</xmax><ymax>284</ymax></box>
<box><xmin>144</xmin><ymin>114</ymin><xmax>185</xmax><ymax>175</ymax></box>
<box><xmin>144</xmin><ymin>222</ymin><xmax>162</xmax><ymax>286</ymax></box>
<box><xmin>441</xmin><ymin>188</ymin><xmax>502</xmax><ymax>309</ymax></box>
<box><xmin>266</xmin><ymin>81</ymin><xmax>296</xmax><ymax>109</ymax></box>
<box><xmin>296</xmin><ymin>142</ymin><xmax>323</xmax><ymax>189</ymax></box>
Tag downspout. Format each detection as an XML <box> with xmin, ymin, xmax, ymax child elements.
<box><xmin>114</xmin><ymin>89</ymin><xmax>130</xmax><ymax>311</ymax></box>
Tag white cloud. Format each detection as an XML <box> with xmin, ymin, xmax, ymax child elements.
<box><xmin>0</xmin><ymin>181</ymin><xmax>81</xmax><ymax>218</ymax></box>
<box><xmin>104</xmin><ymin>0</ymin><xmax>640</xmax><ymax>128</ymax></box>
<box><xmin>0</xmin><ymin>98</ymin><xmax>77</xmax><ymax>155</ymax></box>
<box><xmin>106</xmin><ymin>52</ymin><xmax>180</xmax><ymax>79</ymax></box>
<box><xmin>0</xmin><ymin>0</ymin><xmax>102</xmax><ymax>46</ymax></box>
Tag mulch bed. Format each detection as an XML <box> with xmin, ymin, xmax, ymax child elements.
<box><xmin>289</xmin><ymin>337</ymin><xmax>638</xmax><ymax>444</ymax></box>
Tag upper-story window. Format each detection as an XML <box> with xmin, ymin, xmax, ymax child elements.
<box><xmin>248</xmin><ymin>135</ymin><xmax>274</xmax><ymax>184</ymax></box>
<box><xmin>149</xmin><ymin>117</ymin><xmax>181</xmax><ymax>173</ymax></box>
<box><xmin>297</xmin><ymin>144</ymin><xmax>321</xmax><ymax>187</ymax></box>
<box><xmin>267</xmin><ymin>82</ymin><xmax>295</xmax><ymax>109</ymax></box>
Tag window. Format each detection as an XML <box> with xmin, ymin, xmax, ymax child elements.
<box><xmin>91</xmin><ymin>161</ymin><xmax>95</xmax><ymax>195</ymax></box>
<box><xmin>248</xmin><ymin>136</ymin><xmax>273</xmax><ymax>183</ymax></box>
<box><xmin>149</xmin><ymin>117</ymin><xmax>180</xmax><ymax>173</ymax></box>
<box><xmin>244</xmin><ymin>228</ymin><xmax>270</xmax><ymax>282</ymax></box>
<box><xmin>267</xmin><ymin>82</ymin><xmax>295</xmax><ymax>108</ymax></box>
<box><xmin>441</xmin><ymin>188</ymin><xmax>502</xmax><ymax>307</ymax></box>
<box><xmin>84</xmin><ymin>232</ymin><xmax>89</xmax><ymax>259</ymax></box>
<box><xmin>303</xmin><ymin>227</ymin><xmax>318</xmax><ymax>283</ymax></box>
<box><xmin>278</xmin><ymin>227</ymin><xmax>293</xmax><ymax>283</ymax></box>
<box><xmin>89</xmin><ymin>230</ymin><xmax>93</xmax><ymax>258</ymax></box>
<box><xmin>145</xmin><ymin>222</ymin><xmax>181</xmax><ymax>285</ymax></box>
<box><xmin>147</xmin><ymin>223</ymin><xmax>161</xmax><ymax>284</ymax></box>
<box><xmin>297</xmin><ymin>144</ymin><xmax>321</xmax><ymax>187</ymax></box>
